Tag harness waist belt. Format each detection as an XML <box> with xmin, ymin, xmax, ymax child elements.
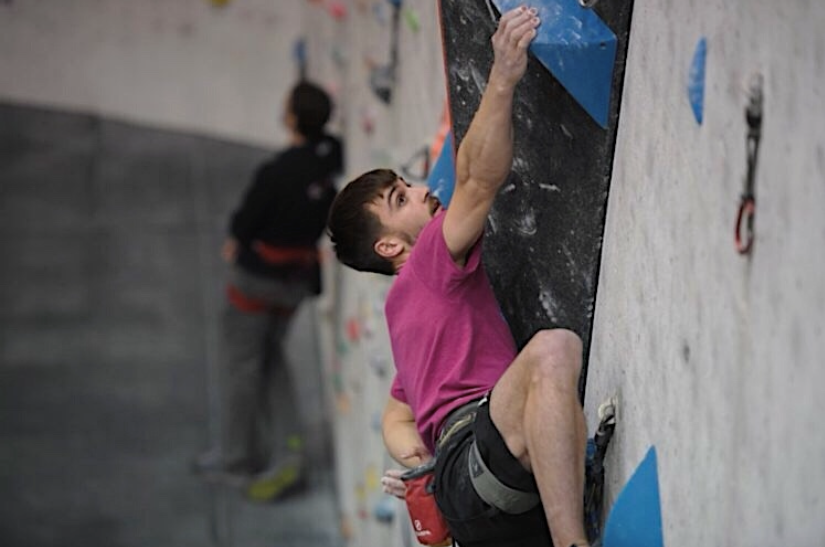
<box><xmin>253</xmin><ymin>242</ymin><xmax>318</xmax><ymax>266</ymax></box>
<box><xmin>435</xmin><ymin>399</ymin><xmax>481</xmax><ymax>451</ymax></box>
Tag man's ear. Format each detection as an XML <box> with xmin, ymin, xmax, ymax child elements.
<box><xmin>374</xmin><ymin>235</ymin><xmax>404</xmax><ymax>260</ymax></box>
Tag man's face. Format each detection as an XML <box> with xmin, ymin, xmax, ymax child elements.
<box><xmin>369</xmin><ymin>178</ymin><xmax>443</xmax><ymax>247</ymax></box>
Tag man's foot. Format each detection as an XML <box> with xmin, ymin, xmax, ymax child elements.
<box><xmin>245</xmin><ymin>459</ymin><xmax>305</xmax><ymax>503</ymax></box>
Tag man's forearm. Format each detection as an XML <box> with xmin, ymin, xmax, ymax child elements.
<box><xmin>382</xmin><ymin>396</ymin><xmax>430</xmax><ymax>467</ymax></box>
<box><xmin>382</xmin><ymin>420</ymin><xmax>429</xmax><ymax>468</ymax></box>
<box><xmin>456</xmin><ymin>6</ymin><xmax>538</xmax><ymax>194</ymax></box>
<box><xmin>457</xmin><ymin>78</ymin><xmax>517</xmax><ymax>196</ymax></box>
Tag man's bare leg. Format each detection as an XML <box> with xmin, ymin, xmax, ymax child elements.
<box><xmin>490</xmin><ymin>329</ymin><xmax>589</xmax><ymax>547</ymax></box>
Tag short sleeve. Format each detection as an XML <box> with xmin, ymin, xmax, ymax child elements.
<box><xmin>390</xmin><ymin>375</ymin><xmax>407</xmax><ymax>403</ymax></box>
<box><xmin>408</xmin><ymin>211</ymin><xmax>483</xmax><ymax>295</ymax></box>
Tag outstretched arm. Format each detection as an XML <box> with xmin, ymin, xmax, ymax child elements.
<box><xmin>442</xmin><ymin>5</ymin><xmax>539</xmax><ymax>264</ymax></box>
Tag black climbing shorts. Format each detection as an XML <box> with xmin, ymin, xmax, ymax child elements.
<box><xmin>433</xmin><ymin>399</ymin><xmax>553</xmax><ymax>547</ymax></box>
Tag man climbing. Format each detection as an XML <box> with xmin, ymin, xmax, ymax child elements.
<box><xmin>327</xmin><ymin>5</ymin><xmax>592</xmax><ymax>547</ymax></box>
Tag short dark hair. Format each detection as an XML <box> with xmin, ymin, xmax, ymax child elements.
<box><xmin>327</xmin><ymin>168</ymin><xmax>398</xmax><ymax>275</ymax></box>
<box><xmin>289</xmin><ymin>81</ymin><xmax>332</xmax><ymax>139</ymax></box>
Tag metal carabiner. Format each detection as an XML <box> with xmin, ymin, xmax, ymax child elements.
<box><xmin>734</xmin><ymin>196</ymin><xmax>756</xmax><ymax>255</ymax></box>
<box><xmin>734</xmin><ymin>75</ymin><xmax>763</xmax><ymax>255</ymax></box>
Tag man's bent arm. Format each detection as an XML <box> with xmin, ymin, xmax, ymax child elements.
<box><xmin>382</xmin><ymin>395</ymin><xmax>430</xmax><ymax>468</ymax></box>
<box><xmin>443</xmin><ymin>6</ymin><xmax>539</xmax><ymax>263</ymax></box>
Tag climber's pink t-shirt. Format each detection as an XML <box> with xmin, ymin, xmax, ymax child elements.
<box><xmin>386</xmin><ymin>211</ymin><xmax>517</xmax><ymax>454</ymax></box>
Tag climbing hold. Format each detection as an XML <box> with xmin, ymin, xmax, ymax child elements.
<box><xmin>360</xmin><ymin>105</ymin><xmax>377</xmax><ymax>135</ymax></box>
<box><xmin>427</xmin><ymin>132</ymin><xmax>456</xmax><ymax>207</ymax></box>
<box><xmin>492</xmin><ymin>0</ymin><xmax>618</xmax><ymax>128</ymax></box>
<box><xmin>292</xmin><ymin>38</ymin><xmax>306</xmax><ymax>65</ymax></box>
<box><xmin>373</xmin><ymin>496</ymin><xmax>396</xmax><ymax>523</ymax></box>
<box><xmin>369</xmin><ymin>355</ymin><xmax>389</xmax><ymax>379</ymax></box>
<box><xmin>336</xmin><ymin>392</ymin><xmax>352</xmax><ymax>414</ymax></box>
<box><xmin>293</xmin><ymin>38</ymin><xmax>307</xmax><ymax>79</ymax></box>
<box><xmin>688</xmin><ymin>37</ymin><xmax>707</xmax><ymax>124</ymax></box>
<box><xmin>369</xmin><ymin>62</ymin><xmax>395</xmax><ymax>104</ymax></box>
<box><xmin>603</xmin><ymin>446</ymin><xmax>664</xmax><ymax>547</ymax></box>
<box><xmin>372</xmin><ymin>1</ymin><xmax>389</xmax><ymax>24</ymax></box>
<box><xmin>328</xmin><ymin>0</ymin><xmax>347</xmax><ymax>20</ymax></box>
<box><xmin>366</xmin><ymin>465</ymin><xmax>380</xmax><ymax>491</ymax></box>
<box><xmin>346</xmin><ymin>317</ymin><xmax>361</xmax><ymax>342</ymax></box>
<box><xmin>370</xmin><ymin>411</ymin><xmax>383</xmax><ymax>433</ymax></box>
<box><xmin>331</xmin><ymin>45</ymin><xmax>347</xmax><ymax>69</ymax></box>
<box><xmin>403</xmin><ymin>7</ymin><xmax>421</xmax><ymax>33</ymax></box>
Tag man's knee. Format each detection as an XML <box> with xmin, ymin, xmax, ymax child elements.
<box><xmin>524</xmin><ymin>329</ymin><xmax>582</xmax><ymax>384</ymax></box>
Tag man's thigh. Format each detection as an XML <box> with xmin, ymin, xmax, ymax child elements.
<box><xmin>488</xmin><ymin>329</ymin><xmax>582</xmax><ymax>468</ymax></box>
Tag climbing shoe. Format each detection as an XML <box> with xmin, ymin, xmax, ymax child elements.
<box><xmin>245</xmin><ymin>459</ymin><xmax>305</xmax><ymax>503</ymax></box>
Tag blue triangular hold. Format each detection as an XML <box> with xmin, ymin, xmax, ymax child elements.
<box><xmin>492</xmin><ymin>0</ymin><xmax>617</xmax><ymax>128</ymax></box>
<box><xmin>427</xmin><ymin>131</ymin><xmax>456</xmax><ymax>207</ymax></box>
<box><xmin>603</xmin><ymin>446</ymin><xmax>665</xmax><ymax>547</ymax></box>
<box><xmin>687</xmin><ymin>37</ymin><xmax>707</xmax><ymax>125</ymax></box>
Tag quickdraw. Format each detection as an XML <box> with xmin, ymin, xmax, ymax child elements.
<box><xmin>735</xmin><ymin>75</ymin><xmax>763</xmax><ymax>255</ymax></box>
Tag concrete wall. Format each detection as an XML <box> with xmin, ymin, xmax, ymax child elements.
<box><xmin>585</xmin><ymin>1</ymin><xmax>825</xmax><ymax>545</ymax></box>
<box><xmin>0</xmin><ymin>0</ymin><xmax>304</xmax><ymax>147</ymax></box>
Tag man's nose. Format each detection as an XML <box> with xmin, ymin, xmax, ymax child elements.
<box><xmin>412</xmin><ymin>185</ymin><xmax>430</xmax><ymax>202</ymax></box>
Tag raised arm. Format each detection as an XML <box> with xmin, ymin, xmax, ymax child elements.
<box><xmin>443</xmin><ymin>5</ymin><xmax>539</xmax><ymax>264</ymax></box>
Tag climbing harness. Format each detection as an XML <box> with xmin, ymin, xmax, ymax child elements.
<box><xmin>734</xmin><ymin>74</ymin><xmax>763</xmax><ymax>255</ymax></box>
<box><xmin>467</xmin><ymin>439</ymin><xmax>541</xmax><ymax>514</ymax></box>
<box><xmin>441</xmin><ymin>396</ymin><xmax>542</xmax><ymax>515</ymax></box>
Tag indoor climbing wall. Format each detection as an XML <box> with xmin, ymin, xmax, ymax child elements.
<box><xmin>2</xmin><ymin>0</ymin><xmax>823</xmax><ymax>546</ymax></box>
<box><xmin>314</xmin><ymin>0</ymin><xmax>825</xmax><ymax>545</ymax></box>
<box><xmin>583</xmin><ymin>1</ymin><xmax>825</xmax><ymax>546</ymax></box>
<box><xmin>302</xmin><ymin>1</ymin><xmax>449</xmax><ymax>545</ymax></box>
<box><xmin>439</xmin><ymin>0</ymin><xmax>634</xmax><ymax>398</ymax></box>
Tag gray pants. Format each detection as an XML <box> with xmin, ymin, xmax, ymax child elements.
<box><xmin>220</xmin><ymin>265</ymin><xmax>313</xmax><ymax>471</ymax></box>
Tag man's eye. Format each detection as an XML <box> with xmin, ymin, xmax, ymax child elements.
<box><xmin>398</xmin><ymin>195</ymin><xmax>406</xmax><ymax>205</ymax></box>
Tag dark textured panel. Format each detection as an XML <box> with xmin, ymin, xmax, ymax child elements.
<box><xmin>93</xmin><ymin>119</ymin><xmax>198</xmax><ymax>227</ymax></box>
<box><xmin>0</xmin><ymin>102</ymin><xmax>340</xmax><ymax>546</ymax></box>
<box><xmin>439</xmin><ymin>0</ymin><xmax>633</xmax><ymax>397</ymax></box>
<box><xmin>192</xmin><ymin>136</ymin><xmax>271</xmax><ymax>220</ymax></box>
<box><xmin>0</xmin><ymin>233</ymin><xmax>92</xmax><ymax>320</ymax></box>
<box><xmin>0</xmin><ymin>105</ymin><xmax>97</xmax><ymax>232</ymax></box>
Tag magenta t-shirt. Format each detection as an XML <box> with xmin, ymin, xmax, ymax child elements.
<box><xmin>385</xmin><ymin>211</ymin><xmax>517</xmax><ymax>454</ymax></box>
